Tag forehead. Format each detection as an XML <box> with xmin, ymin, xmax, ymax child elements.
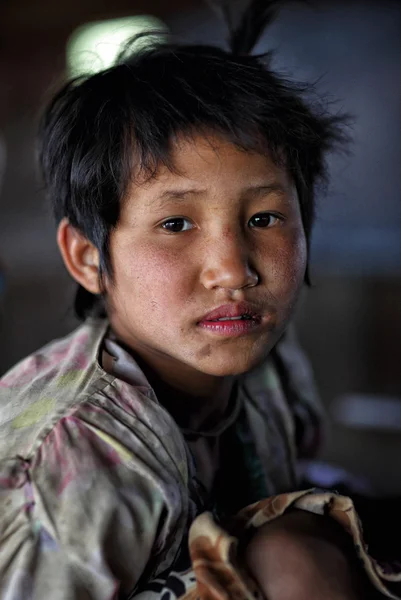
<box><xmin>126</xmin><ymin>133</ymin><xmax>293</xmax><ymax>208</ymax></box>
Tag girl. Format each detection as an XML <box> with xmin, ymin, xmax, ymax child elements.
<box><xmin>0</xmin><ymin>1</ymin><xmax>399</xmax><ymax>598</ymax></box>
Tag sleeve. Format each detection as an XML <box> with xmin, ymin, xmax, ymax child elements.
<box><xmin>188</xmin><ymin>490</ymin><xmax>401</xmax><ymax>600</ymax></box>
<box><xmin>0</xmin><ymin>411</ymin><xmax>173</xmax><ymax>600</ymax></box>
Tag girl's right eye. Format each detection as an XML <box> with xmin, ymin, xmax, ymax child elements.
<box><xmin>161</xmin><ymin>218</ymin><xmax>194</xmax><ymax>233</ymax></box>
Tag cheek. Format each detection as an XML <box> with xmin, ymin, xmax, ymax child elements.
<box><xmin>113</xmin><ymin>242</ymin><xmax>194</xmax><ymax>314</ymax></box>
<box><xmin>265</xmin><ymin>231</ymin><xmax>307</xmax><ymax>296</ymax></box>
<box><xmin>288</xmin><ymin>233</ymin><xmax>308</xmax><ymax>280</ymax></box>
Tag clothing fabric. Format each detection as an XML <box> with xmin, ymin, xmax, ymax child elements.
<box><xmin>0</xmin><ymin>319</ymin><xmax>399</xmax><ymax>599</ymax></box>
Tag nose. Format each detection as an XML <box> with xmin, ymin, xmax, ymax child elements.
<box><xmin>200</xmin><ymin>228</ymin><xmax>259</xmax><ymax>291</ymax></box>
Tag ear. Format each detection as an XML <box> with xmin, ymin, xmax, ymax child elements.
<box><xmin>57</xmin><ymin>218</ymin><xmax>101</xmax><ymax>294</ymax></box>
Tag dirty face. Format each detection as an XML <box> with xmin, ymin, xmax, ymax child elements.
<box><xmin>106</xmin><ymin>134</ymin><xmax>307</xmax><ymax>393</ymax></box>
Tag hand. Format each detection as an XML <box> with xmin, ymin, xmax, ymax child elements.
<box><xmin>243</xmin><ymin>509</ymin><xmax>379</xmax><ymax>599</ymax></box>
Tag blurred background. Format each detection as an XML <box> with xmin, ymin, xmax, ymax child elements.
<box><xmin>0</xmin><ymin>0</ymin><xmax>400</xmax><ymax>493</ymax></box>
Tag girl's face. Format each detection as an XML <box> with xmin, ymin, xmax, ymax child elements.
<box><xmin>106</xmin><ymin>134</ymin><xmax>307</xmax><ymax>392</ymax></box>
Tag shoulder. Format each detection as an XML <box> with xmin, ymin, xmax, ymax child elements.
<box><xmin>243</xmin><ymin>326</ymin><xmax>322</xmax><ymax>428</ymax></box>
<box><xmin>0</xmin><ymin>319</ymin><xmax>112</xmax><ymax>456</ymax></box>
<box><xmin>0</xmin><ymin>315</ymin><xmax>190</xmax><ymax>506</ymax></box>
<box><xmin>0</xmin><ymin>318</ymin><xmax>108</xmax><ymax>390</ymax></box>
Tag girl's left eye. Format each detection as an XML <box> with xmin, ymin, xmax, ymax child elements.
<box><xmin>161</xmin><ymin>217</ymin><xmax>194</xmax><ymax>233</ymax></box>
<box><xmin>248</xmin><ymin>213</ymin><xmax>281</xmax><ymax>228</ymax></box>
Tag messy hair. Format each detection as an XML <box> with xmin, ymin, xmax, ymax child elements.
<box><xmin>38</xmin><ymin>1</ymin><xmax>349</xmax><ymax>319</ymax></box>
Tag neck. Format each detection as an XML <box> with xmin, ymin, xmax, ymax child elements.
<box><xmin>152</xmin><ymin>374</ymin><xmax>236</xmax><ymax>431</ymax></box>
<box><xmin>125</xmin><ymin>347</ymin><xmax>236</xmax><ymax>431</ymax></box>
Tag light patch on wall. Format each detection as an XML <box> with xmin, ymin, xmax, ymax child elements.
<box><xmin>66</xmin><ymin>15</ymin><xmax>168</xmax><ymax>78</ymax></box>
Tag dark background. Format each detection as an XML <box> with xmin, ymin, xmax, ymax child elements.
<box><xmin>1</xmin><ymin>0</ymin><xmax>400</xmax><ymax>493</ymax></box>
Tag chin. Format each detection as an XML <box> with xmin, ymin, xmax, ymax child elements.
<box><xmin>198</xmin><ymin>352</ymin><xmax>268</xmax><ymax>378</ymax></box>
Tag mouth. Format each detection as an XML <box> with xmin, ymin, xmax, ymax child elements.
<box><xmin>197</xmin><ymin>302</ymin><xmax>263</xmax><ymax>336</ymax></box>
<box><xmin>208</xmin><ymin>315</ymin><xmax>255</xmax><ymax>321</ymax></box>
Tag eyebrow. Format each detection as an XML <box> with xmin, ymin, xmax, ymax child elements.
<box><xmin>152</xmin><ymin>183</ymin><xmax>287</xmax><ymax>208</ymax></box>
<box><xmin>156</xmin><ymin>188</ymin><xmax>204</xmax><ymax>202</ymax></box>
<box><xmin>244</xmin><ymin>183</ymin><xmax>287</xmax><ymax>195</ymax></box>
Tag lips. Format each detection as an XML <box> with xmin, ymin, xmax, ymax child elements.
<box><xmin>199</xmin><ymin>302</ymin><xmax>262</xmax><ymax>323</ymax></box>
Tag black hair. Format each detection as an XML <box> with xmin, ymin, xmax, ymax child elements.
<box><xmin>39</xmin><ymin>2</ymin><xmax>349</xmax><ymax>320</ymax></box>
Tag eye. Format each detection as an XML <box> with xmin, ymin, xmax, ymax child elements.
<box><xmin>161</xmin><ymin>217</ymin><xmax>194</xmax><ymax>233</ymax></box>
<box><xmin>248</xmin><ymin>212</ymin><xmax>281</xmax><ymax>228</ymax></box>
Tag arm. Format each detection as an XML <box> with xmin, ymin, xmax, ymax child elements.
<box><xmin>244</xmin><ymin>509</ymin><xmax>378</xmax><ymax>600</ymax></box>
<box><xmin>0</xmin><ymin>412</ymin><xmax>176</xmax><ymax>599</ymax></box>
